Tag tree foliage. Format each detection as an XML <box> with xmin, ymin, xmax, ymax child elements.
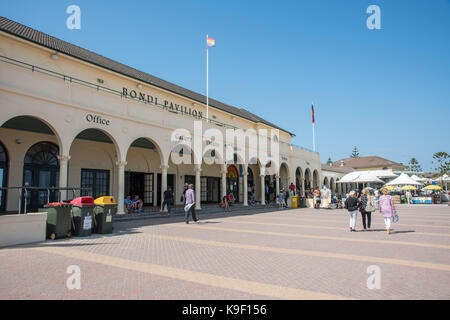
<box><xmin>350</xmin><ymin>146</ymin><xmax>359</xmax><ymax>158</ymax></box>
<box><xmin>408</xmin><ymin>157</ymin><xmax>422</xmax><ymax>172</ymax></box>
<box><xmin>432</xmin><ymin>152</ymin><xmax>449</xmax><ymax>176</ymax></box>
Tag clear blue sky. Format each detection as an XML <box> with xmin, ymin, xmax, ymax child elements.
<box><xmin>2</xmin><ymin>0</ymin><xmax>449</xmax><ymax>171</ymax></box>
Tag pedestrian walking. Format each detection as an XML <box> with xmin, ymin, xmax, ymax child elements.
<box><xmin>314</xmin><ymin>188</ymin><xmax>321</xmax><ymax>209</ymax></box>
<box><xmin>359</xmin><ymin>188</ymin><xmax>373</xmax><ymax>230</ymax></box>
<box><xmin>345</xmin><ymin>191</ymin><xmax>360</xmax><ymax>232</ymax></box>
<box><xmin>184</xmin><ymin>184</ymin><xmax>199</xmax><ymax>224</ymax></box>
<box><xmin>406</xmin><ymin>190</ymin><xmax>412</xmax><ymax>204</ymax></box>
<box><xmin>278</xmin><ymin>189</ymin><xmax>285</xmax><ymax>208</ymax></box>
<box><xmin>284</xmin><ymin>188</ymin><xmax>290</xmax><ymax>208</ymax></box>
<box><xmin>161</xmin><ymin>186</ymin><xmax>174</xmax><ymax>216</ymax></box>
<box><xmin>379</xmin><ymin>187</ymin><xmax>396</xmax><ymax>234</ymax></box>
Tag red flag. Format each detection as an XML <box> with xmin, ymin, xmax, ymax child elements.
<box><xmin>311</xmin><ymin>104</ymin><xmax>315</xmax><ymax>124</ymax></box>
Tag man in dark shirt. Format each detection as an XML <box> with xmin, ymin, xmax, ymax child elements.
<box><xmin>162</xmin><ymin>186</ymin><xmax>174</xmax><ymax>215</ymax></box>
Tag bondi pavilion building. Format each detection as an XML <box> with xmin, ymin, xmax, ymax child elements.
<box><xmin>0</xmin><ymin>17</ymin><xmax>324</xmax><ymax>215</ymax></box>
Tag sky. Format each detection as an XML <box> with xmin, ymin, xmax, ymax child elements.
<box><xmin>1</xmin><ymin>0</ymin><xmax>449</xmax><ymax>171</ymax></box>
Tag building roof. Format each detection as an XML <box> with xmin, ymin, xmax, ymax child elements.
<box><xmin>331</xmin><ymin>156</ymin><xmax>405</xmax><ymax>170</ymax></box>
<box><xmin>321</xmin><ymin>163</ymin><xmax>354</xmax><ymax>173</ymax></box>
<box><xmin>0</xmin><ymin>16</ymin><xmax>294</xmax><ymax>136</ymax></box>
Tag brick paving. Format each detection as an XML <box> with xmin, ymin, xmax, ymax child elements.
<box><xmin>0</xmin><ymin>204</ymin><xmax>449</xmax><ymax>299</ymax></box>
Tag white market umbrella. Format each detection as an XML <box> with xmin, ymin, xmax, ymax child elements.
<box><xmin>386</xmin><ymin>173</ymin><xmax>422</xmax><ymax>186</ymax></box>
<box><xmin>411</xmin><ymin>174</ymin><xmax>428</xmax><ymax>182</ymax></box>
<box><xmin>353</xmin><ymin>173</ymin><xmax>384</xmax><ymax>184</ymax></box>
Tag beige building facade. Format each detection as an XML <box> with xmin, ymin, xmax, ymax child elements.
<box><xmin>0</xmin><ymin>18</ymin><xmax>323</xmax><ymax>214</ymax></box>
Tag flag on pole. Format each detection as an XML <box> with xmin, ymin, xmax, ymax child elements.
<box><xmin>207</xmin><ymin>37</ymin><xmax>215</xmax><ymax>47</ymax></box>
<box><xmin>311</xmin><ymin>104</ymin><xmax>315</xmax><ymax>124</ymax></box>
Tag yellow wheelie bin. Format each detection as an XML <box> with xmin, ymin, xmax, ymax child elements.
<box><xmin>291</xmin><ymin>195</ymin><xmax>299</xmax><ymax>208</ymax></box>
<box><xmin>93</xmin><ymin>196</ymin><xmax>117</xmax><ymax>234</ymax></box>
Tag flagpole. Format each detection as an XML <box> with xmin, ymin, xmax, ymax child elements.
<box><xmin>312</xmin><ymin>101</ymin><xmax>316</xmax><ymax>152</ymax></box>
<box><xmin>206</xmin><ymin>34</ymin><xmax>209</xmax><ymax>122</ymax></box>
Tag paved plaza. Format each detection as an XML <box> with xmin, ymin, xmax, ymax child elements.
<box><xmin>1</xmin><ymin>204</ymin><xmax>449</xmax><ymax>300</ymax></box>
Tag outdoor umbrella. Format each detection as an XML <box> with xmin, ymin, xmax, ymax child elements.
<box><xmin>423</xmin><ymin>185</ymin><xmax>443</xmax><ymax>191</ymax></box>
<box><xmin>386</xmin><ymin>173</ymin><xmax>422</xmax><ymax>186</ymax></box>
<box><xmin>401</xmin><ymin>186</ymin><xmax>417</xmax><ymax>191</ymax></box>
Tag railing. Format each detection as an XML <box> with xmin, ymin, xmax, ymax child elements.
<box><xmin>0</xmin><ymin>54</ymin><xmax>318</xmax><ymax>154</ymax></box>
<box><xmin>0</xmin><ymin>187</ymin><xmax>91</xmax><ymax>214</ymax></box>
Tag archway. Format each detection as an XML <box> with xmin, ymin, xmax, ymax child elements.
<box><xmin>304</xmin><ymin>168</ymin><xmax>312</xmax><ymax>192</ymax></box>
<box><xmin>279</xmin><ymin>162</ymin><xmax>290</xmax><ymax>191</ymax></box>
<box><xmin>23</xmin><ymin>141</ymin><xmax>60</xmax><ymax>211</ymax></box>
<box><xmin>323</xmin><ymin>177</ymin><xmax>329</xmax><ymax>189</ymax></box>
<box><xmin>69</xmin><ymin>128</ymin><xmax>120</xmax><ymax>200</ymax></box>
<box><xmin>125</xmin><ymin>137</ymin><xmax>163</xmax><ymax>207</ymax></box>
<box><xmin>226</xmin><ymin>164</ymin><xmax>239</xmax><ymax>202</ymax></box>
<box><xmin>0</xmin><ymin>142</ymin><xmax>8</xmax><ymax>212</ymax></box>
<box><xmin>1</xmin><ymin>116</ymin><xmax>63</xmax><ymax>212</ymax></box>
<box><xmin>313</xmin><ymin>170</ymin><xmax>319</xmax><ymax>189</ymax></box>
<box><xmin>295</xmin><ymin>167</ymin><xmax>303</xmax><ymax>195</ymax></box>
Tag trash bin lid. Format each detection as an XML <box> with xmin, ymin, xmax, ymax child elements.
<box><xmin>45</xmin><ymin>202</ymin><xmax>71</xmax><ymax>207</ymax></box>
<box><xmin>94</xmin><ymin>196</ymin><xmax>116</xmax><ymax>205</ymax></box>
<box><xmin>70</xmin><ymin>197</ymin><xmax>95</xmax><ymax>206</ymax></box>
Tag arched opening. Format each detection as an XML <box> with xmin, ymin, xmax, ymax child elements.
<box><xmin>323</xmin><ymin>177</ymin><xmax>329</xmax><ymax>189</ymax></box>
<box><xmin>279</xmin><ymin>162</ymin><xmax>289</xmax><ymax>191</ymax></box>
<box><xmin>226</xmin><ymin>164</ymin><xmax>239</xmax><ymax>202</ymax></box>
<box><xmin>125</xmin><ymin>137</ymin><xmax>162</xmax><ymax>207</ymax></box>
<box><xmin>313</xmin><ymin>170</ymin><xmax>319</xmax><ymax>189</ymax></box>
<box><xmin>304</xmin><ymin>168</ymin><xmax>312</xmax><ymax>192</ymax></box>
<box><xmin>295</xmin><ymin>167</ymin><xmax>303</xmax><ymax>195</ymax></box>
<box><xmin>330</xmin><ymin>178</ymin><xmax>335</xmax><ymax>194</ymax></box>
<box><xmin>69</xmin><ymin>128</ymin><xmax>119</xmax><ymax>200</ymax></box>
<box><xmin>23</xmin><ymin>142</ymin><xmax>60</xmax><ymax>211</ymax></box>
<box><xmin>0</xmin><ymin>141</ymin><xmax>9</xmax><ymax>212</ymax></box>
<box><xmin>1</xmin><ymin>115</ymin><xmax>62</xmax><ymax>213</ymax></box>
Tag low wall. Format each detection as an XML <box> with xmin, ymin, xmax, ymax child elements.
<box><xmin>0</xmin><ymin>212</ymin><xmax>47</xmax><ymax>248</ymax></box>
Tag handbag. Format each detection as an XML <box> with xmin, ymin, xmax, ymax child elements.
<box><xmin>365</xmin><ymin>196</ymin><xmax>375</xmax><ymax>212</ymax></box>
<box><xmin>393</xmin><ymin>214</ymin><xmax>399</xmax><ymax>223</ymax></box>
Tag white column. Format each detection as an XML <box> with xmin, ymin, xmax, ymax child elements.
<box><xmin>116</xmin><ymin>160</ymin><xmax>127</xmax><ymax>215</ymax></box>
<box><xmin>153</xmin><ymin>173</ymin><xmax>158</xmax><ymax>207</ymax></box>
<box><xmin>195</xmin><ymin>166</ymin><xmax>202</xmax><ymax>210</ymax></box>
<box><xmin>160</xmin><ymin>164</ymin><xmax>168</xmax><ymax>211</ymax></box>
<box><xmin>243</xmin><ymin>168</ymin><xmax>248</xmax><ymax>206</ymax></box>
<box><xmin>260</xmin><ymin>173</ymin><xmax>265</xmax><ymax>205</ymax></box>
<box><xmin>275</xmin><ymin>173</ymin><xmax>280</xmax><ymax>198</ymax></box>
<box><xmin>58</xmin><ymin>155</ymin><xmax>70</xmax><ymax>201</ymax></box>
<box><xmin>221</xmin><ymin>165</ymin><xmax>227</xmax><ymax>199</ymax></box>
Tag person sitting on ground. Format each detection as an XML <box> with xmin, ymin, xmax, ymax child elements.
<box><xmin>220</xmin><ymin>196</ymin><xmax>230</xmax><ymax>211</ymax></box>
<box><xmin>131</xmin><ymin>194</ymin><xmax>144</xmax><ymax>213</ymax></box>
<box><xmin>124</xmin><ymin>195</ymin><xmax>133</xmax><ymax>214</ymax></box>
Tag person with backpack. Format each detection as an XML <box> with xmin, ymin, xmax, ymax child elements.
<box><xmin>345</xmin><ymin>191</ymin><xmax>360</xmax><ymax>232</ymax></box>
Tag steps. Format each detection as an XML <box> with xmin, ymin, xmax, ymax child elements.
<box><xmin>114</xmin><ymin>203</ymin><xmax>285</xmax><ymax>222</ymax></box>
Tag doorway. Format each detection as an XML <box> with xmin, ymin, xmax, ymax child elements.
<box><xmin>23</xmin><ymin>142</ymin><xmax>60</xmax><ymax>212</ymax></box>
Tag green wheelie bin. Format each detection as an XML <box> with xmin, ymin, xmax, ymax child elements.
<box><xmin>299</xmin><ymin>196</ymin><xmax>306</xmax><ymax>208</ymax></box>
<box><xmin>39</xmin><ymin>202</ymin><xmax>72</xmax><ymax>240</ymax></box>
<box><xmin>70</xmin><ymin>197</ymin><xmax>94</xmax><ymax>237</ymax></box>
<box><xmin>93</xmin><ymin>196</ymin><xmax>117</xmax><ymax>234</ymax></box>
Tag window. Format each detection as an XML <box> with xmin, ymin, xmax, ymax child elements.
<box><xmin>81</xmin><ymin>169</ymin><xmax>110</xmax><ymax>199</ymax></box>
